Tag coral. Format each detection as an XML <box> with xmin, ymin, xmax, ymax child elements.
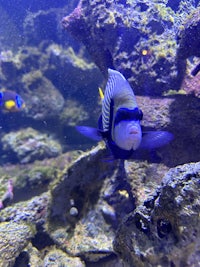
<box><xmin>0</xmin><ymin>151</ymin><xmax>78</xmax><ymax>210</ymax></box>
<box><xmin>2</xmin><ymin>127</ymin><xmax>62</xmax><ymax>163</ymax></box>
<box><xmin>0</xmin><ymin>221</ymin><xmax>35</xmax><ymax>267</ymax></box>
<box><xmin>0</xmin><ymin>180</ymin><xmax>13</xmax><ymax>210</ymax></box>
<box><xmin>44</xmin><ymin>44</ymin><xmax>103</xmax><ymax>100</ymax></box>
<box><xmin>175</xmin><ymin>7</ymin><xmax>200</xmax><ymax>86</ymax></box>
<box><xmin>0</xmin><ymin>141</ymin><xmax>199</xmax><ymax>265</ymax></box>
<box><xmin>0</xmin><ymin>42</ymin><xmax>103</xmax><ymax>150</ymax></box>
<box><xmin>47</xmin><ymin>143</ymin><xmax>170</xmax><ymax>262</ymax></box>
<box><xmin>0</xmin><ymin>193</ymin><xmax>50</xmax><ymax>226</ymax></box>
<box><xmin>14</xmin><ymin>165</ymin><xmax>57</xmax><ymax>192</ymax></box>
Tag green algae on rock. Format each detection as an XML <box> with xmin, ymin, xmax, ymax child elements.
<box><xmin>43</xmin><ymin>248</ymin><xmax>85</xmax><ymax>267</ymax></box>
<box><xmin>23</xmin><ymin>244</ymin><xmax>43</xmax><ymax>267</ymax></box>
<box><xmin>48</xmin><ymin>145</ymin><xmax>122</xmax><ymax>261</ymax></box>
<box><xmin>0</xmin><ymin>141</ymin><xmax>199</xmax><ymax>265</ymax></box>
<box><xmin>22</xmin><ymin>70</ymin><xmax>65</xmax><ymax>120</ymax></box>
<box><xmin>47</xmin><ymin>143</ymin><xmax>171</xmax><ymax>263</ymax></box>
<box><xmin>59</xmin><ymin>99</ymin><xmax>89</xmax><ymax>127</ymax></box>
<box><xmin>0</xmin><ymin>193</ymin><xmax>50</xmax><ymax>225</ymax></box>
<box><xmin>2</xmin><ymin>127</ymin><xmax>62</xmax><ymax>163</ymax></box>
<box><xmin>0</xmin><ymin>151</ymin><xmax>80</xmax><ymax>211</ymax></box>
<box><xmin>0</xmin><ymin>221</ymin><xmax>35</xmax><ymax>267</ymax></box>
<box><xmin>62</xmin><ymin>0</ymin><xmax>186</xmax><ymax>95</ymax></box>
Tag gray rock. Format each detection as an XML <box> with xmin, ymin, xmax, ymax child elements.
<box><xmin>24</xmin><ymin>244</ymin><xmax>43</xmax><ymax>267</ymax></box>
<box><xmin>177</xmin><ymin>7</ymin><xmax>200</xmax><ymax>59</ymax></box>
<box><xmin>62</xmin><ymin>0</ymin><xmax>196</xmax><ymax>95</ymax></box>
<box><xmin>23</xmin><ymin>7</ymin><xmax>69</xmax><ymax>46</ymax></box>
<box><xmin>48</xmin><ymin>144</ymin><xmax>168</xmax><ymax>263</ymax></box>
<box><xmin>43</xmin><ymin>248</ymin><xmax>85</xmax><ymax>267</ymax></box>
<box><xmin>0</xmin><ymin>193</ymin><xmax>50</xmax><ymax>226</ymax></box>
<box><xmin>114</xmin><ymin>162</ymin><xmax>200</xmax><ymax>267</ymax></box>
<box><xmin>48</xmin><ymin>145</ymin><xmax>118</xmax><ymax>261</ymax></box>
<box><xmin>22</xmin><ymin>70</ymin><xmax>65</xmax><ymax>120</ymax></box>
<box><xmin>137</xmin><ymin>94</ymin><xmax>200</xmax><ymax>166</ymax></box>
<box><xmin>2</xmin><ymin>127</ymin><xmax>62</xmax><ymax>163</ymax></box>
<box><xmin>176</xmin><ymin>7</ymin><xmax>200</xmax><ymax>83</ymax></box>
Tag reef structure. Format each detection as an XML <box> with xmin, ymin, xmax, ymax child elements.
<box><xmin>62</xmin><ymin>0</ymin><xmax>197</xmax><ymax>95</ymax></box>
<box><xmin>176</xmin><ymin>7</ymin><xmax>200</xmax><ymax>96</ymax></box>
<box><xmin>114</xmin><ymin>162</ymin><xmax>200</xmax><ymax>267</ymax></box>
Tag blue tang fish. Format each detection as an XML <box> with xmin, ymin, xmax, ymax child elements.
<box><xmin>76</xmin><ymin>69</ymin><xmax>173</xmax><ymax>160</ymax></box>
<box><xmin>0</xmin><ymin>90</ymin><xmax>25</xmax><ymax>112</ymax></box>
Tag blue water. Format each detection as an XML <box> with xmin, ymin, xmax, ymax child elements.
<box><xmin>0</xmin><ymin>0</ymin><xmax>199</xmax><ymax>165</ymax></box>
<box><xmin>0</xmin><ymin>0</ymin><xmax>79</xmax><ymax>48</ymax></box>
<box><xmin>0</xmin><ymin>0</ymin><xmax>96</xmax><ymax>163</ymax></box>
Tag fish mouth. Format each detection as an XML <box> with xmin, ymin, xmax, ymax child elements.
<box><xmin>129</xmin><ymin>126</ymin><xmax>139</xmax><ymax>135</ymax></box>
<box><xmin>129</xmin><ymin>129</ymin><xmax>139</xmax><ymax>135</ymax></box>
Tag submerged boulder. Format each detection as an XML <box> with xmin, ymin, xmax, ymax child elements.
<box><xmin>114</xmin><ymin>162</ymin><xmax>200</xmax><ymax>267</ymax></box>
<box><xmin>43</xmin><ymin>248</ymin><xmax>85</xmax><ymax>267</ymax></box>
<box><xmin>62</xmin><ymin>0</ymin><xmax>196</xmax><ymax>95</ymax></box>
<box><xmin>176</xmin><ymin>7</ymin><xmax>200</xmax><ymax>96</ymax></box>
<box><xmin>22</xmin><ymin>70</ymin><xmax>65</xmax><ymax>120</ymax></box>
<box><xmin>0</xmin><ymin>221</ymin><xmax>35</xmax><ymax>267</ymax></box>
<box><xmin>2</xmin><ymin>127</ymin><xmax>62</xmax><ymax>163</ymax></box>
<box><xmin>177</xmin><ymin>7</ymin><xmax>200</xmax><ymax>60</ymax></box>
<box><xmin>0</xmin><ymin>138</ymin><xmax>199</xmax><ymax>266</ymax></box>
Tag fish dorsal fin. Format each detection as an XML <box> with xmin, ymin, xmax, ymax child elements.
<box><xmin>102</xmin><ymin>69</ymin><xmax>137</xmax><ymax>134</ymax></box>
<box><xmin>102</xmin><ymin>69</ymin><xmax>127</xmax><ymax>132</ymax></box>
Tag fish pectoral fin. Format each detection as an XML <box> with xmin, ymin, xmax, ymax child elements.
<box><xmin>139</xmin><ymin>131</ymin><xmax>174</xmax><ymax>150</ymax></box>
<box><xmin>76</xmin><ymin>126</ymin><xmax>102</xmax><ymax>141</ymax></box>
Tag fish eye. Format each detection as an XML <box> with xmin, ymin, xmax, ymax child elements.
<box><xmin>114</xmin><ymin>107</ymin><xmax>143</xmax><ymax>126</ymax></box>
<box><xmin>131</xmin><ymin>108</ymin><xmax>143</xmax><ymax>121</ymax></box>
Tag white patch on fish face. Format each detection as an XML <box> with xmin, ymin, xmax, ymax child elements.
<box><xmin>113</xmin><ymin>120</ymin><xmax>142</xmax><ymax>151</ymax></box>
